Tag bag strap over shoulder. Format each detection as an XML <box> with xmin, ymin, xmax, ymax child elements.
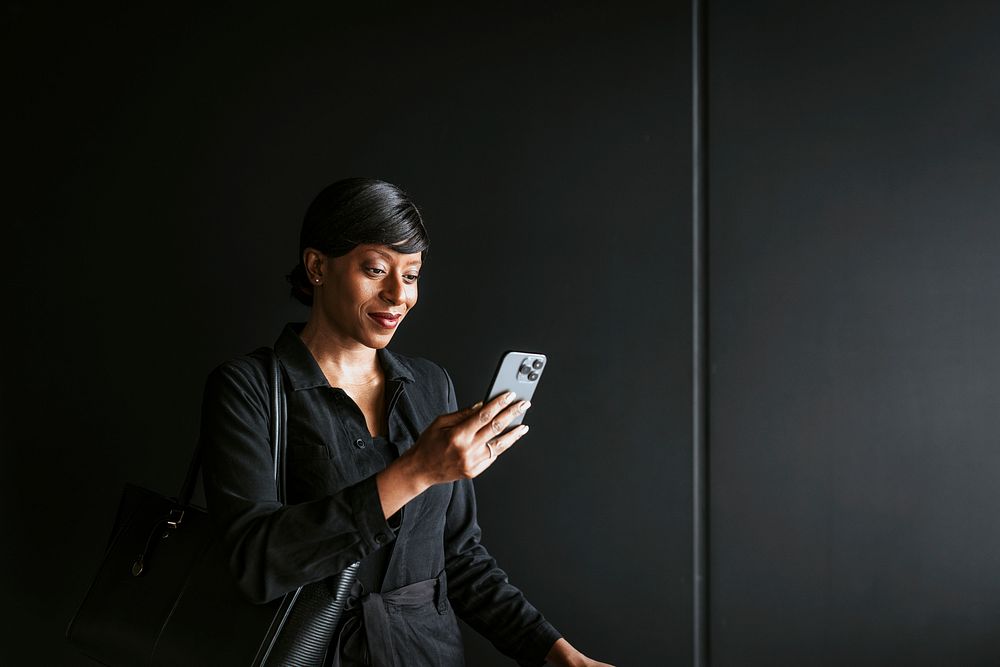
<box><xmin>268</xmin><ymin>347</ymin><xmax>288</xmax><ymax>503</ymax></box>
<box><xmin>173</xmin><ymin>344</ymin><xmax>356</xmax><ymax>666</ymax></box>
<box><xmin>178</xmin><ymin>348</ymin><xmax>287</xmax><ymax>505</ymax></box>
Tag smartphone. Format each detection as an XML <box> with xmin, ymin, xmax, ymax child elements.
<box><xmin>483</xmin><ymin>351</ymin><xmax>547</xmax><ymax>431</ymax></box>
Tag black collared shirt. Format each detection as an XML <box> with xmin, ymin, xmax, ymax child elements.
<box><xmin>199</xmin><ymin>323</ymin><xmax>560</xmax><ymax>666</ymax></box>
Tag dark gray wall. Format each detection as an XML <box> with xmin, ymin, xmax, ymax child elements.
<box><xmin>709</xmin><ymin>2</ymin><xmax>1000</xmax><ymax>665</ymax></box>
<box><xmin>4</xmin><ymin>3</ymin><xmax>692</xmax><ymax>665</ymax></box>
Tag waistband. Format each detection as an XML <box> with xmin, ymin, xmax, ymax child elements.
<box><xmin>329</xmin><ymin>571</ymin><xmax>449</xmax><ymax>667</ymax></box>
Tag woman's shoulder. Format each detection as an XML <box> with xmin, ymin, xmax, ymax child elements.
<box><xmin>203</xmin><ymin>347</ymin><xmax>274</xmax><ymax>403</ymax></box>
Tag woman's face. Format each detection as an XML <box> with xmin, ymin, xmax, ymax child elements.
<box><xmin>309</xmin><ymin>243</ymin><xmax>421</xmax><ymax>350</ymax></box>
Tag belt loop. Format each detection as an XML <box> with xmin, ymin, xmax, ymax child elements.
<box><xmin>435</xmin><ymin>571</ymin><xmax>448</xmax><ymax>614</ymax></box>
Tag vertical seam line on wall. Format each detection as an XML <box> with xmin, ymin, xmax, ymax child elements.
<box><xmin>692</xmin><ymin>0</ymin><xmax>709</xmax><ymax>665</ymax></box>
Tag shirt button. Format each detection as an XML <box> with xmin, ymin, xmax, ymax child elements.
<box><xmin>375</xmin><ymin>533</ymin><xmax>388</xmax><ymax>545</ymax></box>
<box><xmin>354</xmin><ymin>438</ymin><xmax>366</xmax><ymax>449</ymax></box>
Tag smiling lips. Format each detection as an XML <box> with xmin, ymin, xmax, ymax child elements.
<box><xmin>368</xmin><ymin>312</ymin><xmax>403</xmax><ymax>329</ymax></box>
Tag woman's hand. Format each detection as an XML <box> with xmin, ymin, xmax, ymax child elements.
<box><xmin>375</xmin><ymin>392</ymin><xmax>531</xmax><ymax>517</ymax></box>
<box><xmin>407</xmin><ymin>390</ymin><xmax>531</xmax><ymax>486</ymax></box>
<box><xmin>545</xmin><ymin>638</ymin><xmax>615</xmax><ymax>667</ymax></box>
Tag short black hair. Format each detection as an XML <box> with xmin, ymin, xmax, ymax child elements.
<box><xmin>286</xmin><ymin>177</ymin><xmax>429</xmax><ymax>306</ymax></box>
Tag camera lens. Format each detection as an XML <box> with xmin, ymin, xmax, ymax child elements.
<box><xmin>532</xmin><ymin>359</ymin><xmax>544</xmax><ymax>370</ymax></box>
<box><xmin>528</xmin><ymin>372</ymin><xmax>539</xmax><ymax>381</ymax></box>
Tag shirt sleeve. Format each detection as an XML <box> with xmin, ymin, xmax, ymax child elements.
<box><xmin>438</xmin><ymin>368</ymin><xmax>562</xmax><ymax>666</ymax></box>
<box><xmin>199</xmin><ymin>356</ymin><xmax>396</xmax><ymax>604</ymax></box>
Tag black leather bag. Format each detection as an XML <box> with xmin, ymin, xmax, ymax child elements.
<box><xmin>67</xmin><ymin>349</ymin><xmax>357</xmax><ymax>666</ymax></box>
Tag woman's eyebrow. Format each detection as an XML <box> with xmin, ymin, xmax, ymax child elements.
<box><xmin>366</xmin><ymin>249</ymin><xmax>394</xmax><ymax>261</ymax></box>
<box><xmin>369</xmin><ymin>248</ymin><xmax>422</xmax><ymax>266</ymax></box>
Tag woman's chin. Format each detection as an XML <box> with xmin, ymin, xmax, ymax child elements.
<box><xmin>362</xmin><ymin>329</ymin><xmax>398</xmax><ymax>349</ymax></box>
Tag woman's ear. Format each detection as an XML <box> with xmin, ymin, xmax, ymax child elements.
<box><xmin>303</xmin><ymin>248</ymin><xmax>326</xmax><ymax>285</ymax></box>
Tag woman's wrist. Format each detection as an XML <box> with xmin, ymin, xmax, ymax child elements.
<box><xmin>375</xmin><ymin>451</ymin><xmax>434</xmax><ymax>518</ymax></box>
<box><xmin>396</xmin><ymin>446</ymin><xmax>437</xmax><ymax>491</ymax></box>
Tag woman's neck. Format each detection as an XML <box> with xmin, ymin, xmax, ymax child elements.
<box><xmin>298</xmin><ymin>319</ymin><xmax>388</xmax><ymax>436</ymax></box>
<box><xmin>298</xmin><ymin>320</ymin><xmax>381</xmax><ymax>387</ymax></box>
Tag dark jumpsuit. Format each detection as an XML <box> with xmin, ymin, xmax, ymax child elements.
<box><xmin>199</xmin><ymin>323</ymin><xmax>561</xmax><ymax>666</ymax></box>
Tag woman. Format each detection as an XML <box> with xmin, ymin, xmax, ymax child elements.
<box><xmin>199</xmin><ymin>178</ymin><xmax>612</xmax><ymax>666</ymax></box>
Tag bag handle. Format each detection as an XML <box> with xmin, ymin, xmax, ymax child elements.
<box><xmin>178</xmin><ymin>348</ymin><xmax>286</xmax><ymax>505</ymax></box>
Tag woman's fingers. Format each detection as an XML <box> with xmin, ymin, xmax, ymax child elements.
<box><xmin>473</xmin><ymin>392</ymin><xmax>517</xmax><ymax>429</ymax></box>
<box><xmin>486</xmin><ymin>423</ymin><xmax>529</xmax><ymax>459</ymax></box>
<box><xmin>464</xmin><ymin>392</ymin><xmax>531</xmax><ymax>440</ymax></box>
<box><xmin>470</xmin><ymin>423</ymin><xmax>530</xmax><ymax>475</ymax></box>
<box><xmin>416</xmin><ymin>393</ymin><xmax>532</xmax><ymax>482</ymax></box>
<box><xmin>427</xmin><ymin>402</ymin><xmax>484</xmax><ymax>439</ymax></box>
<box><xmin>435</xmin><ymin>401</ymin><xmax>484</xmax><ymax>429</ymax></box>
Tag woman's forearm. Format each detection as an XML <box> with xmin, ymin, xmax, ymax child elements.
<box><xmin>375</xmin><ymin>451</ymin><xmax>433</xmax><ymax>518</ymax></box>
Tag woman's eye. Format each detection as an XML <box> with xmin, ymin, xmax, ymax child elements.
<box><xmin>404</xmin><ymin>274</ymin><xmax>420</xmax><ymax>284</ymax></box>
<box><xmin>365</xmin><ymin>267</ymin><xmax>386</xmax><ymax>276</ymax></box>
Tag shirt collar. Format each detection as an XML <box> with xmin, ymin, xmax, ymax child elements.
<box><xmin>377</xmin><ymin>346</ymin><xmax>417</xmax><ymax>385</ymax></box>
<box><xmin>274</xmin><ymin>322</ymin><xmax>416</xmax><ymax>391</ymax></box>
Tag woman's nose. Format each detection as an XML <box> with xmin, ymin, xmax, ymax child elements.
<box><xmin>381</xmin><ymin>276</ymin><xmax>405</xmax><ymax>304</ymax></box>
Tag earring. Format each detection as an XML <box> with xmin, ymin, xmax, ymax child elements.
<box><xmin>314</xmin><ymin>277</ymin><xmax>320</xmax><ymax>284</ymax></box>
